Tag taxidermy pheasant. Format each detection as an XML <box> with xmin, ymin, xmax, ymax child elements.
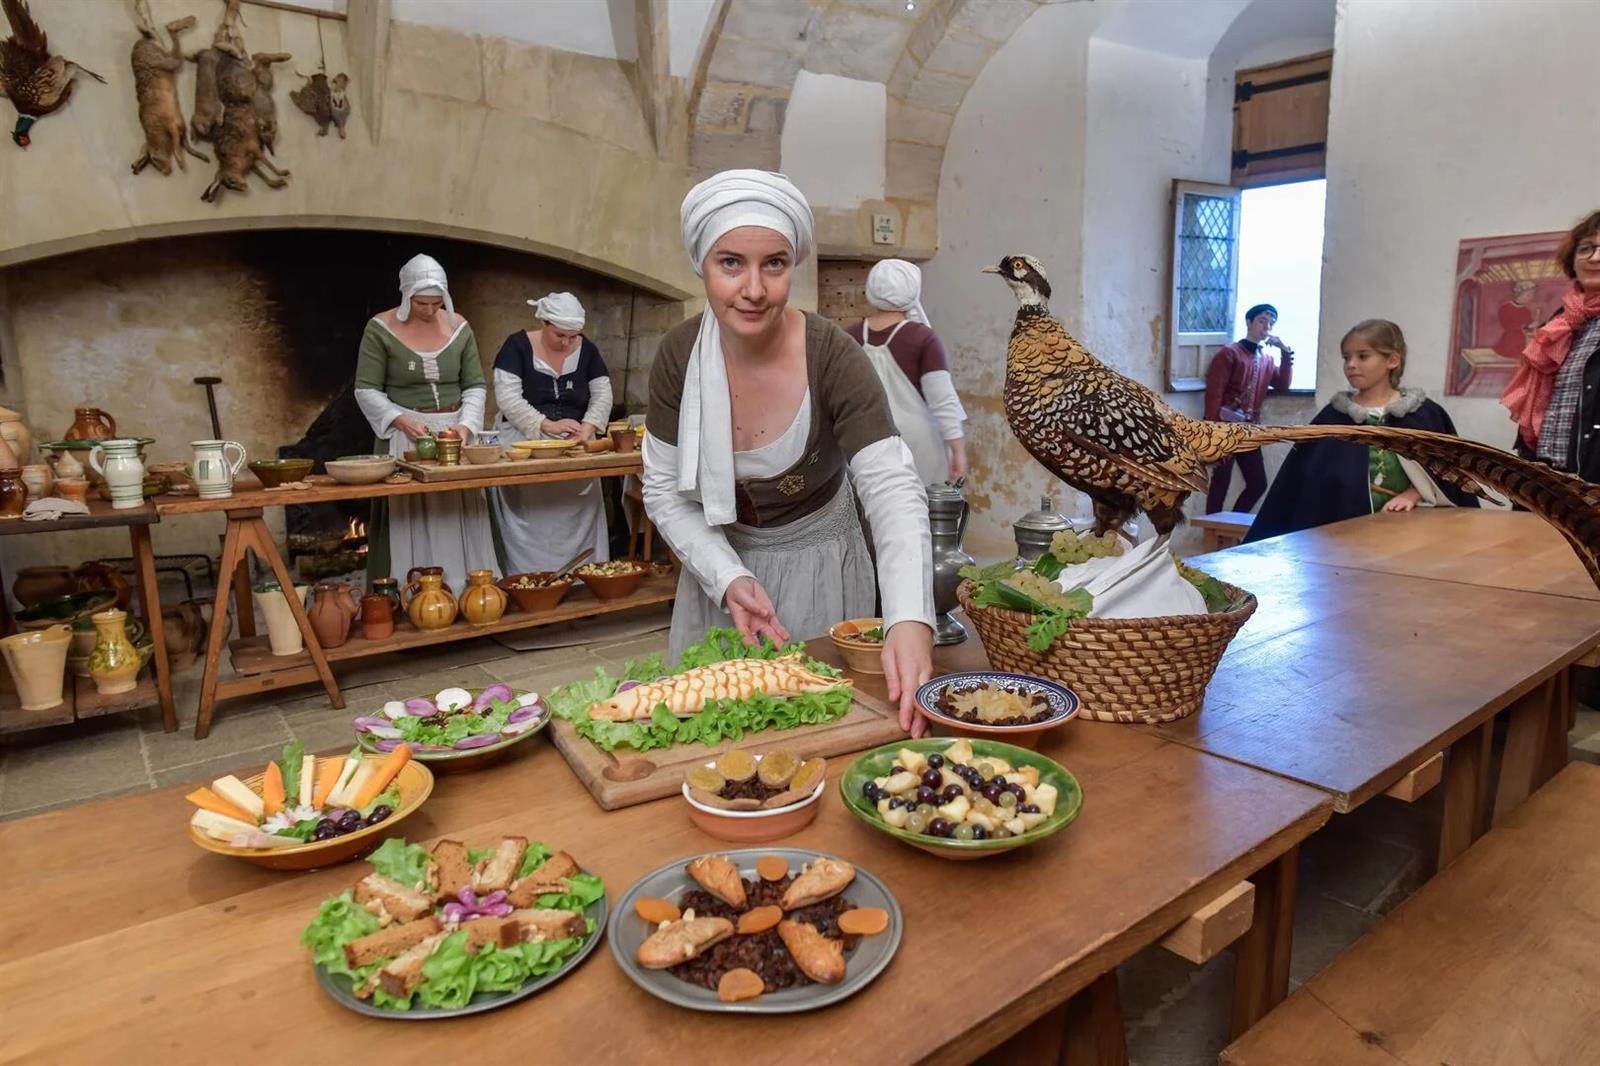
<box><xmin>0</xmin><ymin>0</ymin><xmax>105</xmax><ymax>147</ymax></box>
<box><xmin>985</xmin><ymin>253</ymin><xmax>1600</xmax><ymax>588</ymax></box>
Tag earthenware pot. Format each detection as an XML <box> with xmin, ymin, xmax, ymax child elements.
<box><xmin>406</xmin><ymin>572</ymin><xmax>457</xmax><ymax>631</ymax></box>
<box><xmin>13</xmin><ymin>565</ymin><xmax>73</xmax><ymax>607</ymax></box>
<box><xmin>56</xmin><ymin>478</ymin><xmax>89</xmax><ymax>505</ymax></box>
<box><xmin>308</xmin><ymin>581</ymin><xmax>361</xmax><ymax>648</ymax></box>
<box><xmin>88</xmin><ymin>438</ymin><xmax>146</xmax><ymax>510</ymax></box>
<box><xmin>253</xmin><ymin>584</ymin><xmax>309</xmax><ymax>656</ymax></box>
<box><xmin>0</xmin><ymin>469</ymin><xmax>25</xmax><ymax>517</ymax></box>
<box><xmin>360</xmin><ymin>593</ymin><xmax>395</xmax><ymax>641</ymax></box>
<box><xmin>402</xmin><ymin>565</ymin><xmax>452</xmax><ymax>602</ymax></box>
<box><xmin>0</xmin><ymin>623</ymin><xmax>71</xmax><ymax>711</ymax></box>
<box><xmin>64</xmin><ymin>407</ymin><xmax>116</xmax><ymax>441</ymax></box>
<box><xmin>192</xmin><ymin>440</ymin><xmax>247</xmax><ymax>499</ymax></box>
<box><xmin>0</xmin><ymin>405</ymin><xmax>32</xmax><ymax>465</ymax></box>
<box><xmin>75</xmin><ymin>561</ymin><xmax>132</xmax><ymax>612</ymax></box>
<box><xmin>87</xmin><ymin>608</ymin><xmax>141</xmax><ymax>695</ymax></box>
<box><xmin>370</xmin><ymin>577</ymin><xmax>402</xmax><ymax>620</ymax></box>
<box><xmin>20</xmin><ymin>463</ymin><xmax>52</xmax><ymax>499</ymax></box>
<box><xmin>0</xmin><ymin>433</ymin><xmax>18</xmax><ymax>472</ymax></box>
<box><xmin>458</xmin><ymin>569</ymin><xmax>507</xmax><ymax>626</ymax></box>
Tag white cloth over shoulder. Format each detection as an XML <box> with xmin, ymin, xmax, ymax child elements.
<box><xmin>1055</xmin><ymin>534</ymin><xmax>1206</xmax><ymax>619</ymax></box>
<box><xmin>675</xmin><ymin>170</ymin><xmax>816</xmax><ymax>527</ymax></box>
<box><xmin>528</xmin><ymin>292</ymin><xmax>585</xmax><ymax>331</ymax></box>
<box><xmin>395</xmin><ymin>254</ymin><xmax>454</xmax><ymax>322</ymax></box>
<box><xmin>857</xmin><ymin>321</ymin><xmax>947</xmax><ymax>488</ymax></box>
<box><xmin>865</xmin><ymin>258</ymin><xmax>930</xmax><ymax>327</ymax></box>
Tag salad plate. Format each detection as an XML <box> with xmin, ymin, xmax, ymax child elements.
<box><xmin>608</xmin><ymin>847</ymin><xmax>902</xmax><ymax>1014</ymax></box>
<box><xmin>354</xmin><ymin>684</ymin><xmax>550</xmax><ymax>773</ymax></box>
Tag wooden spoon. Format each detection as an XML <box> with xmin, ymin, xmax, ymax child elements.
<box><xmin>550</xmin><ymin>548</ymin><xmax>595</xmax><ymax>584</ymax></box>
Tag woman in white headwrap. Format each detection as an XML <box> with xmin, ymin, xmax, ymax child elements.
<box><xmin>488</xmin><ymin>292</ymin><xmax>614</xmax><ymax>573</ymax></box>
<box><xmin>643</xmin><ymin>169</ymin><xmax>935</xmax><ymax>733</ymax></box>
<box><xmin>845</xmin><ymin>259</ymin><xmax>968</xmax><ymax>485</ymax></box>
<box><xmin>354</xmin><ymin>253</ymin><xmax>496</xmax><ymax>592</ymax></box>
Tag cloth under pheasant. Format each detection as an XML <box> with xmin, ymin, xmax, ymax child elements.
<box><xmin>985</xmin><ymin>253</ymin><xmax>1600</xmax><ymax>589</ymax></box>
<box><xmin>0</xmin><ymin>0</ymin><xmax>104</xmax><ymax>147</ymax></box>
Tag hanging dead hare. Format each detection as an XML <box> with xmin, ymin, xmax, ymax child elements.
<box><xmin>129</xmin><ymin>2</ymin><xmax>208</xmax><ymax>176</ymax></box>
<box><xmin>190</xmin><ymin>0</ymin><xmax>290</xmax><ymax>203</ymax></box>
<box><xmin>290</xmin><ymin>70</ymin><xmax>349</xmax><ymax>139</ymax></box>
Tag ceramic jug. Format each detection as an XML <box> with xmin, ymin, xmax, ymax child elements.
<box><xmin>458</xmin><ymin>569</ymin><xmax>507</xmax><ymax>626</ymax></box>
<box><xmin>370</xmin><ymin>577</ymin><xmax>403</xmax><ymax>621</ymax></box>
<box><xmin>0</xmin><ymin>623</ymin><xmax>71</xmax><ymax>713</ymax></box>
<box><xmin>403</xmin><ymin>565</ymin><xmax>453</xmax><ymax>601</ymax></box>
<box><xmin>88</xmin><ymin>439</ymin><xmax>146</xmax><ymax>510</ymax></box>
<box><xmin>191</xmin><ymin>440</ymin><xmax>247</xmax><ymax>500</ymax></box>
<box><xmin>20</xmin><ymin>463</ymin><xmax>52</xmax><ymax>499</ymax></box>
<box><xmin>253</xmin><ymin>583</ymin><xmax>309</xmax><ymax>656</ymax></box>
<box><xmin>64</xmin><ymin>407</ymin><xmax>117</xmax><ymax>441</ymax></box>
<box><xmin>360</xmin><ymin>593</ymin><xmax>395</xmax><ymax>641</ymax></box>
<box><xmin>0</xmin><ymin>405</ymin><xmax>32</xmax><ymax>465</ymax></box>
<box><xmin>87</xmin><ymin>608</ymin><xmax>141</xmax><ymax>695</ymax></box>
<box><xmin>407</xmin><ymin>572</ymin><xmax>458</xmax><ymax>631</ymax></box>
<box><xmin>308</xmin><ymin>582</ymin><xmax>361</xmax><ymax>648</ymax></box>
<box><xmin>0</xmin><ymin>469</ymin><xmax>25</xmax><ymax>517</ymax></box>
<box><xmin>45</xmin><ymin>444</ymin><xmax>85</xmax><ymax>481</ymax></box>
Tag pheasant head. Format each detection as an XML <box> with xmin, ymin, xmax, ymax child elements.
<box><xmin>982</xmin><ymin>253</ymin><xmax>1051</xmax><ymax>311</ymax></box>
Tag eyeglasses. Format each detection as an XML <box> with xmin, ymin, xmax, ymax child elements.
<box><xmin>1577</xmin><ymin>242</ymin><xmax>1600</xmax><ymax>260</ymax></box>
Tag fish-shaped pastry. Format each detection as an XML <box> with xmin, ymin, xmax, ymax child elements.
<box><xmin>588</xmin><ymin>654</ymin><xmax>847</xmax><ymax>722</ymax></box>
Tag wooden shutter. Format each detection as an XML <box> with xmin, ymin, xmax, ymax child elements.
<box><xmin>1166</xmin><ymin>180</ymin><xmax>1241</xmax><ymax>392</ymax></box>
<box><xmin>816</xmin><ymin>258</ymin><xmax>876</xmax><ymax>324</ymax></box>
<box><xmin>1232</xmin><ymin>50</ymin><xmax>1332</xmax><ymax>187</ymax></box>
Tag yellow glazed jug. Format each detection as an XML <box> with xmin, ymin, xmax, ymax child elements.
<box><xmin>87</xmin><ymin>608</ymin><xmax>141</xmax><ymax>695</ymax></box>
<box><xmin>406</xmin><ymin>572</ymin><xmax>458</xmax><ymax>631</ymax></box>
<box><xmin>458</xmin><ymin>569</ymin><xmax>507</xmax><ymax>626</ymax></box>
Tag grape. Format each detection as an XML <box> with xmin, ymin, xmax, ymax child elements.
<box><xmin>1019</xmin><ymin>803</ymin><xmax>1041</xmax><ymax>814</ymax></box>
<box><xmin>926</xmin><ymin>752</ymin><xmax>945</xmax><ymax>769</ymax></box>
<box><xmin>972</xmin><ymin>825</ymin><xmax>989</xmax><ymax>841</ymax></box>
<box><xmin>973</xmin><ymin>796</ymin><xmax>995</xmax><ymax>816</ymax></box>
<box><xmin>890</xmin><ymin>764</ymin><xmax>906</xmax><ymax>775</ymax></box>
<box><xmin>998</xmin><ymin>791</ymin><xmax>1018</xmax><ymax>809</ymax></box>
<box><xmin>861</xmin><ymin>780</ymin><xmax>880</xmax><ymax>800</ymax></box>
<box><xmin>887</xmin><ymin>797</ymin><xmax>904</xmax><ymax>810</ymax></box>
<box><xmin>916</xmin><ymin>786</ymin><xmax>937</xmax><ymax>806</ymax></box>
<box><xmin>993</xmin><ymin>775</ymin><xmax>1008</xmax><ymax>788</ymax></box>
<box><xmin>1011</xmin><ymin>784</ymin><xmax>1028</xmax><ymax>801</ymax></box>
<box><xmin>953</xmin><ymin>823</ymin><xmax>975</xmax><ymax>841</ymax></box>
<box><xmin>940</xmin><ymin>783</ymin><xmax>964</xmax><ymax>803</ymax></box>
<box><xmin>338</xmin><ymin>810</ymin><xmax>363</xmax><ymax>833</ymax></box>
<box><xmin>928</xmin><ymin>817</ymin><xmax>950</xmax><ymax>837</ymax></box>
<box><xmin>312</xmin><ymin>820</ymin><xmax>338</xmax><ymax>841</ymax></box>
<box><xmin>1049</xmin><ymin>528</ymin><xmax>1123</xmax><ymax>565</ymax></box>
<box><xmin>981</xmin><ymin>783</ymin><xmax>1003</xmax><ymax>804</ymax></box>
<box><xmin>920</xmin><ymin>768</ymin><xmax>943</xmax><ymax>790</ymax></box>
<box><xmin>363</xmin><ymin>805</ymin><xmax>394</xmax><ymax>827</ymax></box>
<box><xmin>906</xmin><ymin>811</ymin><xmax>929</xmax><ymax>834</ymax></box>
<box><xmin>993</xmin><ymin>826</ymin><xmax>1013</xmax><ymax>839</ymax></box>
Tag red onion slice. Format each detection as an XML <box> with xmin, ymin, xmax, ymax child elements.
<box><xmin>452</xmin><ymin>733</ymin><xmax>504</xmax><ymax>749</ymax></box>
<box><xmin>371</xmin><ymin>738</ymin><xmax>404</xmax><ymax>752</ymax></box>
<box><xmin>472</xmin><ymin>684</ymin><xmax>515</xmax><ymax>712</ymax></box>
<box><xmin>506</xmin><ymin>703</ymin><xmax>543</xmax><ymax>724</ymax></box>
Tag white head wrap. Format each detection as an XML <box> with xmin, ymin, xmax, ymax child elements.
<box><xmin>865</xmin><ymin>258</ymin><xmax>930</xmax><ymax>327</ymax></box>
<box><xmin>674</xmin><ymin>170</ymin><xmax>816</xmax><ymax>526</ymax></box>
<box><xmin>396</xmin><ymin>254</ymin><xmax>454</xmax><ymax>322</ymax></box>
<box><xmin>528</xmin><ymin>292</ymin><xmax>586</xmax><ymax>331</ymax></box>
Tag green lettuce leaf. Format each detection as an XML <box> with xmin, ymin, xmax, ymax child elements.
<box><xmin>516</xmin><ymin>842</ymin><xmax>554</xmax><ymax>880</ymax></box>
<box><xmin>537</xmin><ymin>872</ymin><xmax>605</xmax><ymax>912</ymax></box>
<box><xmin>279</xmin><ymin>738</ymin><xmax>305</xmax><ymax>803</ymax></box>
<box><xmin>300</xmin><ymin>890</ymin><xmax>381</xmax><ymax>983</ymax></box>
<box><xmin>359</xmin><ymin>784</ymin><xmax>401</xmax><ymax>818</ymax></box>
<box><xmin>366</xmin><ymin>838</ymin><xmax>432</xmax><ymax>887</ymax></box>
<box><xmin>272</xmin><ymin>817</ymin><xmax>321</xmax><ymax>841</ymax></box>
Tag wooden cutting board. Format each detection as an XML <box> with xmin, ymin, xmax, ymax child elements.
<box><xmin>548</xmin><ymin>685</ymin><xmax>907</xmax><ymax>810</ymax></box>
<box><xmin>396</xmin><ymin>452</ymin><xmax>641</xmax><ymax>482</ymax></box>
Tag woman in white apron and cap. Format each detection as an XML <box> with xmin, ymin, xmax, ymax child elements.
<box><xmin>354</xmin><ymin>253</ymin><xmax>497</xmax><ymax>593</ymax></box>
<box><xmin>642</xmin><ymin>169</ymin><xmax>935</xmax><ymax>733</ymax></box>
<box><xmin>845</xmin><ymin>259</ymin><xmax>968</xmax><ymax>485</ymax></box>
<box><xmin>489</xmin><ymin>293</ymin><xmax>614</xmax><ymax>573</ymax></box>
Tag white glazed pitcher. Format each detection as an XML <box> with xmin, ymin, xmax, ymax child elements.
<box><xmin>88</xmin><ymin>439</ymin><xmax>146</xmax><ymax>510</ymax></box>
<box><xmin>191</xmin><ymin>440</ymin><xmax>246</xmax><ymax>500</ymax></box>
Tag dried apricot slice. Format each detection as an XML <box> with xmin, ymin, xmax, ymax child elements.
<box><xmin>716</xmin><ymin>749</ymin><xmax>757</xmax><ymax>783</ymax></box>
<box><xmin>634</xmin><ymin>896</ymin><xmax>681</xmax><ymax>924</ymax></box>
<box><xmin>788</xmin><ymin>757</ymin><xmax>827</xmax><ymax>796</ymax></box>
<box><xmin>717</xmin><ymin>967</ymin><xmax>765</xmax><ymax>1003</ymax></box>
<box><xmin>736</xmin><ymin>904</ymin><xmax>783</xmax><ymax>935</ymax></box>
<box><xmin>757</xmin><ymin>749</ymin><xmax>800</xmax><ymax>789</ymax></box>
<box><xmin>838</xmin><ymin>907</ymin><xmax>889</xmax><ymax>936</ymax></box>
<box><xmin>755</xmin><ymin>855</ymin><xmax>789</xmax><ymax>882</ymax></box>
<box><xmin>685</xmin><ymin>765</ymin><xmax>725</xmax><ymax>793</ymax></box>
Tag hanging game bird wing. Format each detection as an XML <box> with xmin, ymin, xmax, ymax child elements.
<box><xmin>1</xmin><ymin>0</ymin><xmax>46</xmax><ymax>105</ymax></box>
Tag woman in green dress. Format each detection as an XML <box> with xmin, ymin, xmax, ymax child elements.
<box><xmin>354</xmin><ymin>253</ymin><xmax>496</xmax><ymax>592</ymax></box>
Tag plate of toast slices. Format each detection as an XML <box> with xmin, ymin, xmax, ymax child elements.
<box><xmin>302</xmin><ymin>835</ymin><xmax>607</xmax><ymax>1017</ymax></box>
<box><xmin>608</xmin><ymin>848</ymin><xmax>901</xmax><ymax>1013</ymax></box>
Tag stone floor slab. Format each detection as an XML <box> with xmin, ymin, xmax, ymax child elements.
<box><xmin>152</xmin><ymin>740</ymin><xmax>289</xmax><ymax>789</ymax></box>
<box><xmin>1</xmin><ymin>721</ymin><xmax>151</xmax><ymax>815</ymax></box>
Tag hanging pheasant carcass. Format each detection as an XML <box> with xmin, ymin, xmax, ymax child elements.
<box><xmin>984</xmin><ymin>253</ymin><xmax>1600</xmax><ymax>588</ymax></box>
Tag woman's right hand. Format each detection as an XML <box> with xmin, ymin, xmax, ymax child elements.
<box><xmin>542</xmin><ymin>418</ymin><xmax>584</xmax><ymax>439</ymax></box>
<box><xmin>392</xmin><ymin>415</ymin><xmax>428</xmax><ymax>441</ymax></box>
<box><xmin>946</xmin><ymin>439</ymin><xmax>968</xmax><ymax>482</ymax></box>
<box><xmin>724</xmin><ymin>576</ymin><xmax>789</xmax><ymax>648</ymax></box>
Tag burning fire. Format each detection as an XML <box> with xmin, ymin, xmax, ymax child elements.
<box><xmin>346</xmin><ymin>516</ymin><xmax>367</xmax><ymax>540</ymax></box>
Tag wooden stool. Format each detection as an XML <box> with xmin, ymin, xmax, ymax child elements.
<box><xmin>1192</xmin><ymin>511</ymin><xmax>1255</xmax><ymax>553</ymax></box>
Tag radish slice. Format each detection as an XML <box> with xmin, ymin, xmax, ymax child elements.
<box><xmin>506</xmin><ymin>703</ymin><xmax>543</xmax><ymax>724</ymax></box>
<box><xmin>502</xmin><ymin>716</ymin><xmax>541</xmax><ymax>735</ymax></box>
<box><xmin>367</xmin><ymin>725</ymin><xmax>402</xmax><ymax>740</ymax></box>
<box><xmin>403</xmin><ymin>697</ymin><xmax>436</xmax><ymax>716</ymax></box>
<box><xmin>472</xmin><ymin>684</ymin><xmax>514</xmax><ymax>711</ymax></box>
<box><xmin>352</xmin><ymin>715</ymin><xmax>391</xmax><ymax>733</ymax></box>
<box><xmin>452</xmin><ymin>733</ymin><xmax>503</xmax><ymax>749</ymax></box>
<box><xmin>435</xmin><ymin>687</ymin><xmax>472</xmax><ymax>712</ymax></box>
<box><xmin>372</xmin><ymin>738</ymin><xmax>404</xmax><ymax>752</ymax></box>
<box><xmin>381</xmin><ymin>700</ymin><xmax>408</xmax><ymax>720</ymax></box>
<box><xmin>515</xmin><ymin>691</ymin><xmax>541</xmax><ymax>707</ymax></box>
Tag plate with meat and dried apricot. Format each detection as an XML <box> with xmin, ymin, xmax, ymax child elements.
<box><xmin>608</xmin><ymin>848</ymin><xmax>902</xmax><ymax>1013</ymax></box>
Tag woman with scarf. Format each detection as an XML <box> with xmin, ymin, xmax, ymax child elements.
<box><xmin>489</xmin><ymin>292</ymin><xmax>613</xmax><ymax>573</ymax></box>
<box><xmin>1502</xmin><ymin>210</ymin><xmax>1600</xmax><ymax>483</ymax></box>
<box><xmin>354</xmin><ymin>253</ymin><xmax>496</xmax><ymax>592</ymax></box>
<box><xmin>842</xmin><ymin>259</ymin><xmax>968</xmax><ymax>485</ymax></box>
<box><xmin>642</xmin><ymin>170</ymin><xmax>935</xmax><ymax>733</ymax></box>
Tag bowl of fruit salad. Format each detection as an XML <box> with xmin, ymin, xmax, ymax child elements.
<box><xmin>839</xmin><ymin>738</ymin><xmax>1082</xmax><ymax>860</ymax></box>
<box><xmin>681</xmin><ymin>748</ymin><xmax>830</xmax><ymax>844</ymax></box>
<box><xmin>575</xmin><ymin>560</ymin><xmax>649</xmax><ymax>600</ymax></box>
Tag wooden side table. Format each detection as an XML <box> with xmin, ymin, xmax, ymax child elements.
<box><xmin>1192</xmin><ymin>510</ymin><xmax>1256</xmax><ymax>553</ymax></box>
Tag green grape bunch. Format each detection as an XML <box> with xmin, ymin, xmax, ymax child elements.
<box><xmin>1048</xmin><ymin>528</ymin><xmax>1124</xmax><ymax>565</ymax></box>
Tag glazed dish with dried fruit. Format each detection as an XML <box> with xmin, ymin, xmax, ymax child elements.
<box><xmin>913</xmin><ymin>671</ymin><xmax>1078</xmax><ymax>747</ymax></box>
<box><xmin>681</xmin><ymin>750</ymin><xmax>830</xmax><ymax>843</ymax></box>
<box><xmin>840</xmin><ymin>739</ymin><xmax>1083</xmax><ymax>860</ymax></box>
<box><xmin>609</xmin><ymin>849</ymin><xmax>901</xmax><ymax>1013</ymax></box>
<box><xmin>302</xmin><ymin>835</ymin><xmax>606</xmax><ymax>1017</ymax></box>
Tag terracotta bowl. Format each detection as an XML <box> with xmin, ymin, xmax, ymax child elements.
<box><xmin>913</xmin><ymin>671</ymin><xmax>1080</xmax><ymax>750</ymax></box>
<box><xmin>682</xmin><ymin>757</ymin><xmax>827</xmax><ymax>844</ymax></box>
<box><xmin>576</xmin><ymin>563</ymin><xmax>648</xmax><ymax>600</ymax></box>
<box><xmin>248</xmin><ymin>458</ymin><xmax>313</xmax><ymax>488</ymax></box>
<box><xmin>462</xmin><ymin>443</ymin><xmax>503</xmax><ymax>465</ymax></box>
<box><xmin>187</xmin><ymin>757</ymin><xmax>434</xmax><ymax>871</ymax></box>
<box><xmin>499</xmin><ymin>572</ymin><xmax>575</xmax><ymax>613</ymax></box>
<box><xmin>828</xmin><ymin>617</ymin><xmax>885</xmax><ymax>675</ymax></box>
<box><xmin>325</xmin><ymin>455</ymin><xmax>396</xmax><ymax>484</ymax></box>
<box><xmin>609</xmin><ymin>426</ymin><xmax>640</xmax><ymax>453</ymax></box>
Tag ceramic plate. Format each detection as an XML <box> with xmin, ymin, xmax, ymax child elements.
<box><xmin>914</xmin><ymin>671</ymin><xmax>1080</xmax><ymax>730</ymax></box>
<box><xmin>354</xmin><ymin>687</ymin><xmax>551</xmax><ymax>773</ymax></box>
<box><xmin>513</xmin><ymin>439</ymin><xmax>581</xmax><ymax>453</ymax></box>
<box><xmin>314</xmin><ymin>876</ymin><xmax>608</xmax><ymax>1019</ymax></box>
<box><xmin>608</xmin><ymin>848</ymin><xmax>902</xmax><ymax>1014</ymax></box>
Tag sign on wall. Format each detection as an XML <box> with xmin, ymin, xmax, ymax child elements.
<box><xmin>1447</xmin><ymin>230</ymin><xmax>1567</xmax><ymax>397</ymax></box>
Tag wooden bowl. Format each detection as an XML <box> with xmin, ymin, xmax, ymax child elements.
<box><xmin>828</xmin><ymin>617</ymin><xmax>885</xmax><ymax>675</ymax></box>
<box><xmin>913</xmin><ymin>671</ymin><xmax>1079</xmax><ymax>750</ymax></box>
<box><xmin>682</xmin><ymin>757</ymin><xmax>826</xmax><ymax>844</ymax></box>
<box><xmin>186</xmin><ymin>758</ymin><xmax>434</xmax><ymax>871</ymax></box>
<box><xmin>462</xmin><ymin>443</ymin><xmax>503</xmax><ymax>465</ymax></box>
<box><xmin>576</xmin><ymin>563</ymin><xmax>648</xmax><ymax>600</ymax></box>
<box><xmin>499</xmin><ymin>572</ymin><xmax>575</xmax><ymax>613</ymax></box>
<box><xmin>248</xmin><ymin>458</ymin><xmax>314</xmax><ymax>488</ymax></box>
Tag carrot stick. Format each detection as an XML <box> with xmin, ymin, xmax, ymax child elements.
<box><xmin>260</xmin><ymin>761</ymin><xmax>285</xmax><ymax>817</ymax></box>
<box><xmin>311</xmin><ymin>757</ymin><xmax>345</xmax><ymax>807</ymax></box>
<box><xmin>186</xmin><ymin>787</ymin><xmax>254</xmax><ymax>824</ymax></box>
<box><xmin>352</xmin><ymin>745</ymin><xmax>412</xmax><ymax>808</ymax></box>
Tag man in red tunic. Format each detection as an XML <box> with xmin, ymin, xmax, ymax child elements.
<box><xmin>1204</xmin><ymin>303</ymin><xmax>1295</xmax><ymax>513</ymax></box>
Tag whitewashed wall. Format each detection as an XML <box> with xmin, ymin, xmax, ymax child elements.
<box><xmin>781</xmin><ymin>72</ymin><xmax>887</xmax><ymax>209</ymax></box>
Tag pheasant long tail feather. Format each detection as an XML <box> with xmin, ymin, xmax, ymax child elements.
<box><xmin>1232</xmin><ymin>422</ymin><xmax>1600</xmax><ymax>588</ymax></box>
<box><xmin>2</xmin><ymin>0</ymin><xmax>45</xmax><ymax>57</ymax></box>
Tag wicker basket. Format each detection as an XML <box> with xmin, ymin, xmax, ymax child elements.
<box><xmin>957</xmin><ymin>580</ymin><xmax>1258</xmax><ymax>724</ymax></box>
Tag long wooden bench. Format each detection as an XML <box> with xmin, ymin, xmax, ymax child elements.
<box><xmin>1223</xmin><ymin>761</ymin><xmax>1600</xmax><ymax>1066</ymax></box>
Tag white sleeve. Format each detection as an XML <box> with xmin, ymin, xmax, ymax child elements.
<box><xmin>919</xmin><ymin>370</ymin><xmax>967</xmax><ymax>441</ymax></box>
<box><xmin>354</xmin><ymin>388</ymin><xmax>405</xmax><ymax>438</ymax></box>
<box><xmin>850</xmin><ymin>436</ymin><xmax>935</xmax><ymax>631</ymax></box>
<box><xmin>459</xmin><ymin>386</ymin><xmax>486</xmax><ymax>435</ymax></box>
<box><xmin>641</xmin><ymin>433</ymin><xmax>753</xmax><ymax>606</ymax></box>
<box><xmin>584</xmin><ymin>375</ymin><xmax>614</xmax><ymax>432</ymax></box>
<box><xmin>494</xmin><ymin>368</ymin><xmax>547</xmax><ymax>439</ymax></box>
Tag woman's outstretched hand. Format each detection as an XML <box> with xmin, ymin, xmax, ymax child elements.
<box><xmin>724</xmin><ymin>576</ymin><xmax>789</xmax><ymax>648</ymax></box>
<box><xmin>882</xmin><ymin>621</ymin><xmax>935</xmax><ymax>737</ymax></box>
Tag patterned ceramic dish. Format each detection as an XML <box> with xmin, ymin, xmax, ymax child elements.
<box><xmin>353</xmin><ymin>685</ymin><xmax>551</xmax><ymax>773</ymax></box>
<box><xmin>913</xmin><ymin>671</ymin><xmax>1079</xmax><ymax>748</ymax></box>
<box><xmin>680</xmin><ymin>753</ymin><xmax>828</xmax><ymax>844</ymax></box>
